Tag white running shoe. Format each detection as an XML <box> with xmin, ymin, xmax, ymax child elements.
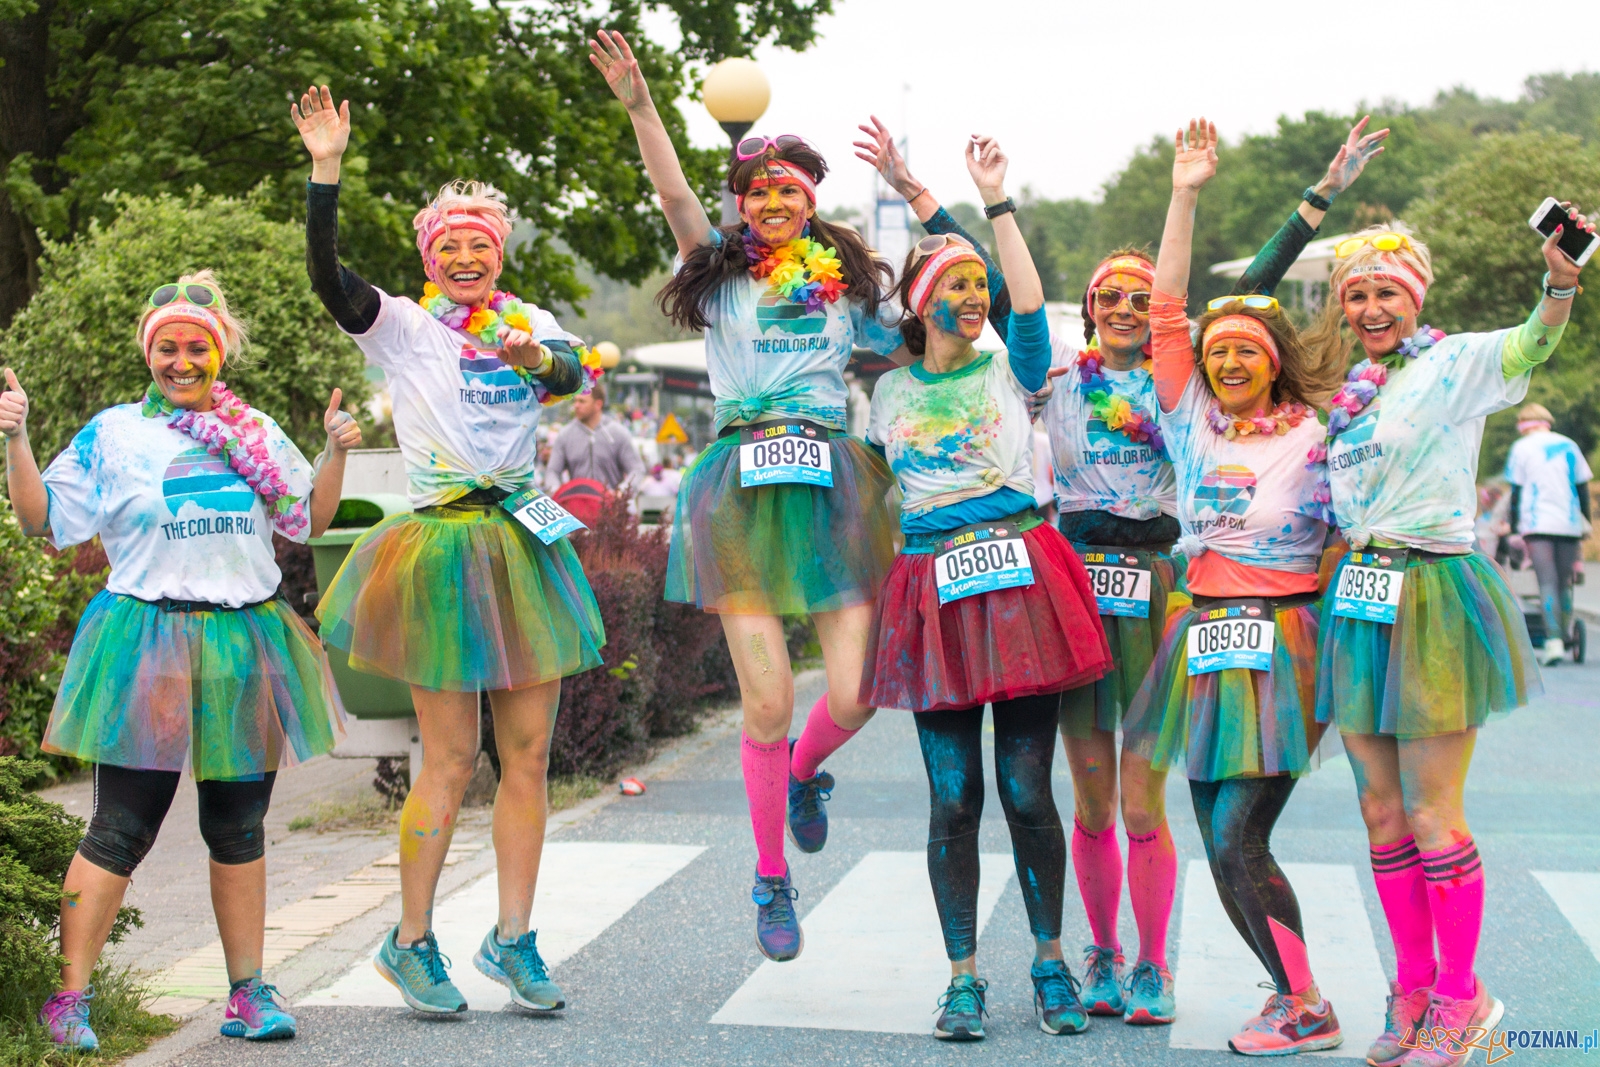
<box><xmin>1540</xmin><ymin>637</ymin><xmax>1566</xmax><ymax>665</ymax></box>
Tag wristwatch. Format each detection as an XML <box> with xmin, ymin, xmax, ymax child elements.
<box><xmin>984</xmin><ymin>198</ymin><xmax>1017</xmax><ymax>220</ymax></box>
<box><xmin>1302</xmin><ymin>187</ymin><xmax>1333</xmax><ymax>212</ymax></box>
<box><xmin>1543</xmin><ymin>272</ymin><xmax>1581</xmax><ymax>300</ymax></box>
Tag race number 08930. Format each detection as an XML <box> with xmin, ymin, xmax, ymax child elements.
<box><xmin>1192</xmin><ymin>619</ymin><xmax>1266</xmax><ymax>655</ymax></box>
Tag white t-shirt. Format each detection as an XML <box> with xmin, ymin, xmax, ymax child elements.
<box><xmin>1507</xmin><ymin>429</ymin><xmax>1593</xmax><ymax>537</ymax></box>
<box><xmin>1326</xmin><ymin>328</ymin><xmax>1529</xmax><ymax>552</ymax></box>
<box><xmin>350</xmin><ymin>289</ymin><xmax>580</xmax><ymax>508</ymax></box>
<box><xmin>868</xmin><ymin>351</ymin><xmax>1035</xmax><ymax>517</ymax></box>
<box><xmin>43</xmin><ymin>404</ymin><xmax>314</xmax><ymax>607</ymax></box>
<box><xmin>1041</xmin><ymin>336</ymin><xmax>1176</xmax><ymax>521</ymax></box>
<box><xmin>1164</xmin><ymin>376</ymin><xmax>1328</xmax><ymax>572</ymax></box>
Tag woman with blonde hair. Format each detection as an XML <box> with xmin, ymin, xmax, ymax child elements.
<box><xmin>293</xmin><ymin>85</ymin><xmax>605</xmax><ymax>1014</ymax></box>
<box><xmin>1309</xmin><ymin>206</ymin><xmax>1591</xmax><ymax>1067</ymax></box>
<box><xmin>3</xmin><ymin>271</ymin><xmax>358</xmax><ymax>1048</ymax></box>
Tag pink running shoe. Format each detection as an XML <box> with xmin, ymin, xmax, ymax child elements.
<box><xmin>1400</xmin><ymin>980</ymin><xmax>1503</xmax><ymax>1067</ymax></box>
<box><xmin>38</xmin><ymin>986</ymin><xmax>99</xmax><ymax>1051</ymax></box>
<box><xmin>220</xmin><ymin>978</ymin><xmax>297</xmax><ymax>1041</ymax></box>
<box><xmin>1367</xmin><ymin>981</ymin><xmax>1432</xmax><ymax>1067</ymax></box>
<box><xmin>1228</xmin><ymin>991</ymin><xmax>1344</xmax><ymax>1056</ymax></box>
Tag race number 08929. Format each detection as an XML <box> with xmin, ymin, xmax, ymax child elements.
<box><xmin>748</xmin><ymin>436</ymin><xmax>824</xmax><ymax>471</ymax></box>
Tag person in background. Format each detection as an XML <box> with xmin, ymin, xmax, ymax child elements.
<box><xmin>1506</xmin><ymin>401</ymin><xmax>1592</xmax><ymax>665</ymax></box>
<box><xmin>545</xmin><ymin>382</ymin><xmax>644</xmax><ymax>491</ymax></box>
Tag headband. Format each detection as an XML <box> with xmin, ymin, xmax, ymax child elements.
<box><xmin>1338</xmin><ymin>255</ymin><xmax>1428</xmax><ymax>309</ymax></box>
<box><xmin>1517</xmin><ymin>419</ymin><xmax>1552</xmax><ymax>433</ymax></box>
<box><xmin>909</xmin><ymin>245</ymin><xmax>987</xmax><ymax>316</ymax></box>
<box><xmin>1201</xmin><ymin>314</ymin><xmax>1280</xmax><ymax>369</ymax></box>
<box><xmin>1086</xmin><ymin>254</ymin><xmax>1156</xmax><ymax>297</ymax></box>
<box><xmin>736</xmin><ymin>160</ymin><xmax>818</xmax><ymax>213</ymax></box>
<box><xmin>141</xmin><ymin>303</ymin><xmax>225</xmax><ymax>364</ymax></box>
<box><xmin>415</xmin><ymin>212</ymin><xmax>507</xmax><ymax>274</ymax></box>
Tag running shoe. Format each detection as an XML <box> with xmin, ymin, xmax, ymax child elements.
<box><xmin>786</xmin><ymin>753</ymin><xmax>835</xmax><ymax>855</ymax></box>
<box><xmin>474</xmin><ymin>927</ymin><xmax>565</xmax><ymax>1011</ymax></box>
<box><xmin>752</xmin><ymin>868</ymin><xmax>803</xmax><ymax>962</ymax></box>
<box><xmin>1228</xmin><ymin>991</ymin><xmax>1343</xmax><ymax>1055</ymax></box>
<box><xmin>1402</xmin><ymin>980</ymin><xmax>1503</xmax><ymax>1067</ymax></box>
<box><xmin>1080</xmin><ymin>944</ymin><xmax>1125</xmax><ymax>1015</ymax></box>
<box><xmin>933</xmin><ymin>974</ymin><xmax>988</xmax><ymax>1041</ymax></box>
<box><xmin>38</xmin><ymin>987</ymin><xmax>98</xmax><ymax>1051</ymax></box>
<box><xmin>374</xmin><ymin>926</ymin><xmax>467</xmax><ymax>1013</ymax></box>
<box><xmin>1540</xmin><ymin>637</ymin><xmax>1565</xmax><ymax>666</ymax></box>
<box><xmin>1366</xmin><ymin>980</ymin><xmax>1431</xmax><ymax>1067</ymax></box>
<box><xmin>1122</xmin><ymin>959</ymin><xmax>1176</xmax><ymax>1025</ymax></box>
<box><xmin>220</xmin><ymin>979</ymin><xmax>297</xmax><ymax>1040</ymax></box>
<box><xmin>1031</xmin><ymin>958</ymin><xmax>1089</xmax><ymax>1035</ymax></box>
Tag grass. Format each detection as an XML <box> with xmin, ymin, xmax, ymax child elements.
<box><xmin>286</xmin><ymin>774</ymin><xmax>606</xmax><ymax>835</ymax></box>
<box><xmin>549</xmin><ymin>775</ymin><xmax>604</xmax><ymax>811</ymax></box>
<box><xmin>0</xmin><ymin>963</ymin><xmax>178</xmax><ymax>1067</ymax></box>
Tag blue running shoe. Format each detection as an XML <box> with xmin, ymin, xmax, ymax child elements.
<box><xmin>374</xmin><ymin>927</ymin><xmax>467</xmax><ymax>1013</ymax></box>
<box><xmin>933</xmin><ymin>974</ymin><xmax>988</xmax><ymax>1041</ymax></box>
<box><xmin>1081</xmin><ymin>944</ymin><xmax>1125</xmax><ymax>1015</ymax></box>
<box><xmin>1032</xmin><ymin>959</ymin><xmax>1089</xmax><ymax>1035</ymax></box>
<box><xmin>220</xmin><ymin>979</ymin><xmax>296</xmax><ymax>1040</ymax></box>
<box><xmin>474</xmin><ymin>927</ymin><xmax>565</xmax><ymax>1011</ymax></box>
<box><xmin>786</xmin><ymin>754</ymin><xmax>835</xmax><ymax>855</ymax></box>
<box><xmin>1122</xmin><ymin>959</ymin><xmax>1176</xmax><ymax>1025</ymax></box>
<box><xmin>751</xmin><ymin>868</ymin><xmax>803</xmax><ymax>962</ymax></box>
<box><xmin>38</xmin><ymin>987</ymin><xmax>98</xmax><ymax>1051</ymax></box>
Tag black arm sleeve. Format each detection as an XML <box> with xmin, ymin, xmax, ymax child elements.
<box><xmin>920</xmin><ymin>207</ymin><xmax>1013</xmax><ymax>335</ymax></box>
<box><xmin>306</xmin><ymin>182</ymin><xmax>381</xmax><ymax>335</ymax></box>
<box><xmin>1509</xmin><ymin>485</ymin><xmax>1523</xmax><ymax>533</ymax></box>
<box><xmin>1578</xmin><ymin>482</ymin><xmax>1592</xmax><ymax>522</ymax></box>
<box><xmin>536</xmin><ymin>339</ymin><xmax>585</xmax><ymax>398</ymax></box>
<box><xmin>1231</xmin><ymin>210</ymin><xmax>1318</xmax><ymax>298</ymax></box>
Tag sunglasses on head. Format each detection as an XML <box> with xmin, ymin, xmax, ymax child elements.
<box><xmin>149</xmin><ymin>282</ymin><xmax>220</xmax><ymax>309</ymax></box>
<box><xmin>912</xmin><ymin>233</ymin><xmax>975</xmax><ymax>260</ymax></box>
<box><xmin>1334</xmin><ymin>232</ymin><xmax>1414</xmax><ymax>259</ymax></box>
<box><xmin>1206</xmin><ymin>294</ymin><xmax>1280</xmax><ymax>313</ymax></box>
<box><xmin>1093</xmin><ymin>288</ymin><xmax>1152</xmax><ymax>314</ymax></box>
<box><xmin>735</xmin><ymin>134</ymin><xmax>808</xmax><ymax>161</ymax></box>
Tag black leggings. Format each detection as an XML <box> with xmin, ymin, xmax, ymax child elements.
<box><xmin>78</xmin><ymin>764</ymin><xmax>277</xmax><ymax>877</ymax></box>
<box><xmin>915</xmin><ymin>693</ymin><xmax>1065</xmax><ymax>961</ymax></box>
<box><xmin>1190</xmin><ymin>775</ymin><xmax>1304</xmax><ymax>993</ymax></box>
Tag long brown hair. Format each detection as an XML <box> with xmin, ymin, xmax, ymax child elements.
<box><xmin>657</xmin><ymin>143</ymin><xmax>892</xmax><ymax>331</ymax></box>
<box><xmin>1195</xmin><ymin>299</ymin><xmax>1345</xmax><ymax>409</ymax></box>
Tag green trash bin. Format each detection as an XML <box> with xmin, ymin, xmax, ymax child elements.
<box><xmin>310</xmin><ymin>493</ymin><xmax>415</xmax><ymax>719</ymax></box>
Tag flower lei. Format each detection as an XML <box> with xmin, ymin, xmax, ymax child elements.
<box><xmin>142</xmin><ymin>382</ymin><xmax>307</xmax><ymax>538</ymax></box>
<box><xmin>1075</xmin><ymin>345</ymin><xmax>1165</xmax><ymax>455</ymax></box>
<box><xmin>419</xmin><ymin>283</ymin><xmax>603</xmax><ymax>405</ymax></box>
<box><xmin>743</xmin><ymin>229</ymin><xmax>848</xmax><ymax>311</ymax></box>
<box><xmin>1323</xmin><ymin>325</ymin><xmax>1446</xmax><ymax>441</ymax></box>
<box><xmin>1207</xmin><ymin>399</ymin><xmax>1313</xmax><ymax>440</ymax></box>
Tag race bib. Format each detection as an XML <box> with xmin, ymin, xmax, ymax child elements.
<box><xmin>1078</xmin><ymin>546</ymin><xmax>1153</xmax><ymax>618</ymax></box>
<box><xmin>1186</xmin><ymin>599</ymin><xmax>1275</xmax><ymax>675</ymax></box>
<box><xmin>502</xmin><ymin>485</ymin><xmax>586</xmax><ymax>545</ymax></box>
<box><xmin>738</xmin><ymin>420</ymin><xmax>833</xmax><ymax>488</ymax></box>
<box><xmin>934</xmin><ymin>522</ymin><xmax>1035</xmax><ymax>605</ymax></box>
<box><xmin>1331</xmin><ymin>549</ymin><xmax>1408</xmax><ymax>625</ymax></box>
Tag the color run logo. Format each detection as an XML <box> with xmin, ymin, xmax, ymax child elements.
<box><xmin>1399</xmin><ymin>1024</ymin><xmax>1598</xmax><ymax>1063</ymax></box>
<box><xmin>160</xmin><ymin>447</ymin><xmax>256</xmax><ymax>540</ymax></box>
<box><xmin>1082</xmin><ymin>420</ymin><xmax>1156</xmax><ymax>467</ymax></box>
<box><xmin>1192</xmin><ymin>464</ymin><xmax>1256</xmax><ymax>532</ymax></box>
<box><xmin>459</xmin><ymin>347</ymin><xmax>531</xmax><ymax>405</ymax></box>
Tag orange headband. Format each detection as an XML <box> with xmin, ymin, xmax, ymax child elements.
<box><xmin>1086</xmin><ymin>254</ymin><xmax>1156</xmax><ymax>297</ymax></box>
<box><xmin>1202</xmin><ymin>314</ymin><xmax>1280</xmax><ymax>369</ymax></box>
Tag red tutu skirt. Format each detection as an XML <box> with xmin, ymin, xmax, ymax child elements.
<box><xmin>861</xmin><ymin>521</ymin><xmax>1112</xmax><ymax>713</ymax></box>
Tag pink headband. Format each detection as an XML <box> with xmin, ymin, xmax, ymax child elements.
<box><xmin>415</xmin><ymin>212</ymin><xmax>507</xmax><ymax>278</ymax></box>
<box><xmin>1339</xmin><ymin>255</ymin><xmax>1428</xmax><ymax>309</ymax></box>
<box><xmin>1517</xmin><ymin>419</ymin><xmax>1552</xmax><ymax>433</ymax></box>
<box><xmin>736</xmin><ymin>160</ymin><xmax>818</xmax><ymax>213</ymax></box>
<box><xmin>141</xmin><ymin>303</ymin><xmax>225</xmax><ymax>364</ymax></box>
<box><xmin>909</xmin><ymin>245</ymin><xmax>986</xmax><ymax>315</ymax></box>
<box><xmin>1202</xmin><ymin>314</ymin><xmax>1280</xmax><ymax>369</ymax></box>
<box><xmin>1086</xmin><ymin>254</ymin><xmax>1156</xmax><ymax>297</ymax></box>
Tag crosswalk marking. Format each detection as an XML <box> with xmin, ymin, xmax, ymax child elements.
<box><xmin>1170</xmin><ymin>861</ymin><xmax>1387</xmax><ymax>1058</ymax></box>
<box><xmin>710</xmin><ymin>851</ymin><xmax>1014</xmax><ymax>1034</ymax></box>
<box><xmin>301</xmin><ymin>841</ymin><xmax>705</xmax><ymax>1009</ymax></box>
<box><xmin>1532</xmin><ymin>871</ymin><xmax>1600</xmax><ymax>963</ymax></box>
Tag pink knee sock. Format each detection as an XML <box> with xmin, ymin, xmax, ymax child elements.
<box><xmin>1371</xmin><ymin>836</ymin><xmax>1437</xmax><ymax>992</ymax></box>
<box><xmin>1072</xmin><ymin>818</ymin><xmax>1123</xmax><ymax>951</ymax></box>
<box><xmin>1126</xmin><ymin>823</ymin><xmax>1176</xmax><ymax>969</ymax></box>
<box><xmin>1421</xmin><ymin>836</ymin><xmax>1484</xmax><ymax>1000</ymax></box>
<box><xmin>1268</xmin><ymin>917</ymin><xmax>1316</xmax><ymax>996</ymax></box>
<box><xmin>742</xmin><ymin>733</ymin><xmax>788</xmax><ymax>878</ymax></box>
<box><xmin>790</xmin><ymin>694</ymin><xmax>859</xmax><ymax>782</ymax></box>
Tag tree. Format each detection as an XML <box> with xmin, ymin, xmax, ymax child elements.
<box><xmin>0</xmin><ymin>0</ymin><xmax>832</xmax><ymax>328</ymax></box>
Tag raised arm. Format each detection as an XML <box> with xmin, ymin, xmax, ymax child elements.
<box><xmin>589</xmin><ymin>30</ymin><xmax>712</xmax><ymax>257</ymax></box>
<box><xmin>966</xmin><ymin>136</ymin><xmax>1051</xmax><ymax>391</ymax></box>
<box><xmin>0</xmin><ymin>369</ymin><xmax>47</xmax><ymax>536</ymax></box>
<box><xmin>293</xmin><ymin>86</ymin><xmax>381</xmax><ymax>334</ymax></box>
<box><xmin>1151</xmin><ymin>118</ymin><xmax>1218</xmax><ymax>412</ymax></box>
<box><xmin>1503</xmin><ymin>201</ymin><xmax>1593</xmax><ymax>377</ymax></box>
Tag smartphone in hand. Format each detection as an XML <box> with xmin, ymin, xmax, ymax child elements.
<box><xmin>1529</xmin><ymin>197</ymin><xmax>1598</xmax><ymax>267</ymax></box>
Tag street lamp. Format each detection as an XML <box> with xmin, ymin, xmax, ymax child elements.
<box><xmin>702</xmin><ymin>57</ymin><xmax>770</xmax><ymax>226</ymax></box>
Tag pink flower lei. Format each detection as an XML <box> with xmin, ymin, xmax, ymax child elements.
<box><xmin>1206</xmin><ymin>399</ymin><xmax>1312</xmax><ymax>440</ymax></box>
<box><xmin>142</xmin><ymin>381</ymin><xmax>308</xmax><ymax>538</ymax></box>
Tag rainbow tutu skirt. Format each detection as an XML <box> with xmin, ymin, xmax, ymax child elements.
<box><xmin>1122</xmin><ymin>592</ymin><xmax>1324</xmax><ymax>782</ymax></box>
<box><xmin>44</xmin><ymin>591</ymin><xmax>345</xmax><ymax>780</ymax></box>
<box><xmin>317</xmin><ymin>499</ymin><xmax>605</xmax><ymax>693</ymax></box>
<box><xmin>861</xmin><ymin>519</ymin><xmax>1112</xmax><ymax>713</ymax></box>
<box><xmin>1059</xmin><ymin>544</ymin><xmax>1186</xmax><ymax>739</ymax></box>
<box><xmin>665</xmin><ymin>433</ymin><xmax>898</xmax><ymax>615</ymax></box>
<box><xmin>1315</xmin><ymin>549</ymin><xmax>1539</xmax><ymax>738</ymax></box>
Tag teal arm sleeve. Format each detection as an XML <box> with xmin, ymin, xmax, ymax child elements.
<box><xmin>1232</xmin><ymin>211</ymin><xmax>1318</xmax><ymax>298</ymax></box>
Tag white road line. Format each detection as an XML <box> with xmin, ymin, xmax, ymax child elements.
<box><xmin>301</xmin><ymin>841</ymin><xmax>705</xmax><ymax>1009</ymax></box>
<box><xmin>710</xmin><ymin>850</ymin><xmax>1015</xmax><ymax>1034</ymax></box>
<box><xmin>1170</xmin><ymin>861</ymin><xmax>1387</xmax><ymax>1058</ymax></box>
<box><xmin>1532</xmin><ymin>871</ymin><xmax>1600</xmax><ymax>963</ymax></box>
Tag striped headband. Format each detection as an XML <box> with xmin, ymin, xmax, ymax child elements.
<box><xmin>909</xmin><ymin>245</ymin><xmax>986</xmax><ymax>316</ymax></box>
<box><xmin>415</xmin><ymin>212</ymin><xmax>506</xmax><ymax>261</ymax></box>
<box><xmin>1339</xmin><ymin>255</ymin><xmax>1428</xmax><ymax>309</ymax></box>
<box><xmin>1202</xmin><ymin>314</ymin><xmax>1280</xmax><ymax>369</ymax></box>
<box><xmin>737</xmin><ymin>160</ymin><xmax>818</xmax><ymax>212</ymax></box>
<box><xmin>1087</xmin><ymin>254</ymin><xmax>1156</xmax><ymax>296</ymax></box>
<box><xmin>140</xmin><ymin>303</ymin><xmax>225</xmax><ymax>364</ymax></box>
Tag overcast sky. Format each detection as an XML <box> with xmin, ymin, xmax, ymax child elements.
<box><xmin>644</xmin><ymin>0</ymin><xmax>1594</xmax><ymax>212</ymax></box>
